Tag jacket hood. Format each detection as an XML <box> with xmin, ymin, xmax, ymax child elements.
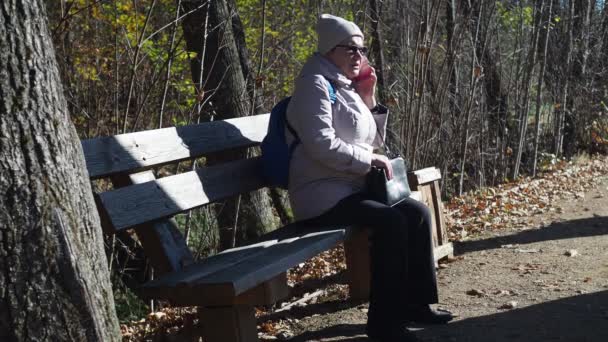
<box><xmin>298</xmin><ymin>53</ymin><xmax>353</xmax><ymax>87</ymax></box>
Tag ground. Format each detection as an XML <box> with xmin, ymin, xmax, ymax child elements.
<box><xmin>122</xmin><ymin>157</ymin><xmax>608</xmax><ymax>341</ymax></box>
<box><xmin>259</xmin><ymin>158</ymin><xmax>608</xmax><ymax>342</ymax></box>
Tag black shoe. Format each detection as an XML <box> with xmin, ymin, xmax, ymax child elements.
<box><xmin>404</xmin><ymin>305</ymin><xmax>453</xmax><ymax>325</ymax></box>
<box><xmin>366</xmin><ymin>324</ymin><xmax>419</xmax><ymax>342</ymax></box>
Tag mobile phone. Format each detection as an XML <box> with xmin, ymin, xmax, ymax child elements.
<box><xmin>354</xmin><ymin>57</ymin><xmax>373</xmax><ymax>82</ymax></box>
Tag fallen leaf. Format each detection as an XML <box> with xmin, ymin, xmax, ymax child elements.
<box><xmin>501</xmin><ymin>244</ymin><xmax>518</xmax><ymax>249</ymax></box>
<box><xmin>148</xmin><ymin>312</ymin><xmax>166</xmax><ymax>321</ymax></box>
<box><xmin>493</xmin><ymin>290</ymin><xmax>512</xmax><ymax>296</ymax></box>
<box><xmin>565</xmin><ymin>249</ymin><xmax>579</xmax><ymax>257</ymax></box>
<box><xmin>466</xmin><ymin>289</ymin><xmax>486</xmax><ymax>297</ymax></box>
<box><xmin>498</xmin><ymin>301</ymin><xmax>518</xmax><ymax>310</ymax></box>
<box><xmin>515</xmin><ymin>248</ymin><xmax>540</xmax><ymax>253</ymax></box>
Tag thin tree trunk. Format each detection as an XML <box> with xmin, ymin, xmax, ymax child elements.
<box><xmin>555</xmin><ymin>0</ymin><xmax>575</xmax><ymax>157</ymax></box>
<box><xmin>512</xmin><ymin>0</ymin><xmax>545</xmax><ymax>179</ymax></box>
<box><xmin>464</xmin><ymin>0</ymin><xmax>508</xmax><ymax>182</ymax></box>
<box><xmin>0</xmin><ymin>0</ymin><xmax>120</xmax><ymax>340</ymax></box>
<box><xmin>369</xmin><ymin>0</ymin><xmax>387</xmax><ymax>103</ymax></box>
<box><xmin>458</xmin><ymin>0</ymin><xmax>483</xmax><ymax>196</ymax></box>
<box><xmin>532</xmin><ymin>0</ymin><xmax>553</xmax><ymax>177</ymax></box>
<box><xmin>561</xmin><ymin>0</ymin><xmax>593</xmax><ymax>158</ymax></box>
<box><xmin>159</xmin><ymin>0</ymin><xmax>183</xmax><ymax>129</ymax></box>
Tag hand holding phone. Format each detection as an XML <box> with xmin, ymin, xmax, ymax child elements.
<box><xmin>353</xmin><ymin>57</ymin><xmax>377</xmax><ymax>108</ymax></box>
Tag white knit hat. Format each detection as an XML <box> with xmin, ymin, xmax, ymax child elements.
<box><xmin>316</xmin><ymin>14</ymin><xmax>363</xmax><ymax>55</ymax></box>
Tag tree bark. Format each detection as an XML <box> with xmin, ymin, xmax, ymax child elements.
<box><xmin>602</xmin><ymin>2</ymin><xmax>608</xmax><ymax>63</ymax></box>
<box><xmin>181</xmin><ymin>0</ymin><xmax>278</xmax><ymax>249</ymax></box>
<box><xmin>0</xmin><ymin>0</ymin><xmax>120</xmax><ymax>340</ymax></box>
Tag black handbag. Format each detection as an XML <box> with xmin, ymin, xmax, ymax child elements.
<box><xmin>366</xmin><ymin>156</ymin><xmax>411</xmax><ymax>206</ymax></box>
<box><xmin>366</xmin><ymin>122</ymin><xmax>411</xmax><ymax>207</ymax></box>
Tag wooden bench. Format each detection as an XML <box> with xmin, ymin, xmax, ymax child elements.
<box><xmin>81</xmin><ymin>114</ymin><xmax>453</xmax><ymax>342</ymax></box>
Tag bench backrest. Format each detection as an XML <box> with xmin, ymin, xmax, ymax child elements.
<box><xmin>82</xmin><ymin>114</ymin><xmax>446</xmax><ymax>277</ymax></box>
<box><xmin>83</xmin><ymin>114</ymin><xmax>270</xmax><ymax>233</ymax></box>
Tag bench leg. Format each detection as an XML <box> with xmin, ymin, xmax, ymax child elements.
<box><xmin>344</xmin><ymin>228</ymin><xmax>371</xmax><ymax>300</ymax></box>
<box><xmin>199</xmin><ymin>305</ymin><xmax>258</xmax><ymax>342</ymax></box>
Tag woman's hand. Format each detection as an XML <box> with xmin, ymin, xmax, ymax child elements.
<box><xmin>371</xmin><ymin>153</ymin><xmax>393</xmax><ymax>180</ymax></box>
<box><xmin>353</xmin><ymin>60</ymin><xmax>377</xmax><ymax>109</ymax></box>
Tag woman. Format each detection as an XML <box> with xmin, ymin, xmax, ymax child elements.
<box><xmin>286</xmin><ymin>14</ymin><xmax>452</xmax><ymax>342</ymax></box>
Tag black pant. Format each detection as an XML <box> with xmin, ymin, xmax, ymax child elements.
<box><xmin>301</xmin><ymin>193</ymin><xmax>439</xmax><ymax>329</ymax></box>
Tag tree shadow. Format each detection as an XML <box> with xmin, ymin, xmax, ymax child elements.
<box><xmin>260</xmin><ymin>297</ymin><xmax>365</xmax><ymax>324</ymax></box>
<box><xmin>285</xmin><ymin>291</ymin><xmax>608</xmax><ymax>342</ymax></box>
<box><xmin>456</xmin><ymin>216</ymin><xmax>608</xmax><ymax>255</ymax></box>
<box><xmin>414</xmin><ymin>290</ymin><xmax>608</xmax><ymax>342</ymax></box>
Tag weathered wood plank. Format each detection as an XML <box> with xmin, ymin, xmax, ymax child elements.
<box><xmin>195</xmin><ymin>230</ymin><xmax>345</xmax><ymax>296</ymax></box>
<box><xmin>199</xmin><ymin>305</ymin><xmax>257</xmax><ymax>342</ymax></box>
<box><xmin>408</xmin><ymin>167</ymin><xmax>442</xmax><ymax>188</ymax></box>
<box><xmin>142</xmin><ymin>239</ymin><xmax>278</xmax><ymax>289</ymax></box>
<box><xmin>140</xmin><ymin>230</ymin><xmax>345</xmax><ymax>305</ymax></box>
<box><xmin>232</xmin><ymin>272</ymin><xmax>289</xmax><ymax>306</ymax></box>
<box><xmin>344</xmin><ymin>228</ymin><xmax>370</xmax><ymax>300</ymax></box>
<box><xmin>433</xmin><ymin>242</ymin><xmax>454</xmax><ymax>262</ymax></box>
<box><xmin>110</xmin><ymin>170</ymin><xmax>194</xmax><ymax>274</ymax></box>
<box><xmin>82</xmin><ymin>114</ymin><xmax>269</xmax><ymax>179</ymax></box>
<box><xmin>420</xmin><ymin>185</ymin><xmax>439</xmax><ymax>248</ymax></box>
<box><xmin>98</xmin><ymin>157</ymin><xmax>266</xmax><ymax>232</ymax></box>
<box><xmin>430</xmin><ymin>180</ymin><xmax>448</xmax><ymax>246</ymax></box>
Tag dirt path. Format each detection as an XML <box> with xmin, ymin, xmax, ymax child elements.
<box><xmin>274</xmin><ymin>172</ymin><xmax>608</xmax><ymax>341</ymax></box>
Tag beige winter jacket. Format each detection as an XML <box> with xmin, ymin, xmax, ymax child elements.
<box><xmin>286</xmin><ymin>53</ymin><xmax>388</xmax><ymax>220</ymax></box>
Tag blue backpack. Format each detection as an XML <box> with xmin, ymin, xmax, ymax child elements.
<box><xmin>260</xmin><ymin>79</ymin><xmax>337</xmax><ymax>189</ymax></box>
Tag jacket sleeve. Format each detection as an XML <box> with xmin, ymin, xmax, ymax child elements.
<box><xmin>287</xmin><ymin>75</ymin><xmax>372</xmax><ymax>175</ymax></box>
<box><xmin>371</xmin><ymin>104</ymin><xmax>389</xmax><ymax>149</ymax></box>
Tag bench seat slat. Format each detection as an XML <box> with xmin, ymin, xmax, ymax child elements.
<box><xmin>98</xmin><ymin>157</ymin><xmax>266</xmax><ymax>232</ymax></box>
<box><xmin>83</xmin><ymin>114</ymin><xmax>269</xmax><ymax>179</ymax></box>
<box><xmin>199</xmin><ymin>230</ymin><xmax>346</xmax><ymax>294</ymax></box>
<box><xmin>140</xmin><ymin>239</ymin><xmax>278</xmax><ymax>287</ymax></box>
<box><xmin>140</xmin><ymin>229</ymin><xmax>346</xmax><ymax>306</ymax></box>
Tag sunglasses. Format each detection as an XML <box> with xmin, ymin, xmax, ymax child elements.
<box><xmin>335</xmin><ymin>45</ymin><xmax>368</xmax><ymax>56</ymax></box>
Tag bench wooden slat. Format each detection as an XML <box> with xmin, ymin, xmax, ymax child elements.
<box><xmin>200</xmin><ymin>230</ymin><xmax>345</xmax><ymax>294</ymax></box>
<box><xmin>140</xmin><ymin>230</ymin><xmax>346</xmax><ymax>306</ymax></box>
<box><xmin>110</xmin><ymin>170</ymin><xmax>194</xmax><ymax>274</ymax></box>
<box><xmin>408</xmin><ymin>167</ymin><xmax>442</xmax><ymax>187</ymax></box>
<box><xmin>140</xmin><ymin>239</ymin><xmax>278</xmax><ymax>288</ymax></box>
<box><xmin>83</xmin><ymin>114</ymin><xmax>269</xmax><ymax>179</ymax></box>
<box><xmin>98</xmin><ymin>157</ymin><xmax>266</xmax><ymax>232</ymax></box>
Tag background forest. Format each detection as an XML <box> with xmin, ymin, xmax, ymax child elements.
<box><xmin>44</xmin><ymin>0</ymin><xmax>608</xmax><ymax>320</ymax></box>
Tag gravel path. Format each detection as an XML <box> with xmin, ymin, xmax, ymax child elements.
<box><xmin>278</xmin><ymin>174</ymin><xmax>608</xmax><ymax>342</ymax></box>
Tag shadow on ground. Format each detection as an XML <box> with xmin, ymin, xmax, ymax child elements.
<box><xmin>455</xmin><ymin>216</ymin><xmax>608</xmax><ymax>255</ymax></box>
<box><xmin>289</xmin><ymin>323</ymin><xmax>367</xmax><ymax>342</ymax></box>
<box><xmin>414</xmin><ymin>290</ymin><xmax>608</xmax><ymax>342</ymax></box>
<box><xmin>287</xmin><ymin>291</ymin><xmax>608</xmax><ymax>342</ymax></box>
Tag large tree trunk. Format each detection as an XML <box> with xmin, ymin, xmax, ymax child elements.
<box><xmin>0</xmin><ymin>0</ymin><xmax>120</xmax><ymax>341</ymax></box>
<box><xmin>181</xmin><ymin>0</ymin><xmax>278</xmax><ymax>249</ymax></box>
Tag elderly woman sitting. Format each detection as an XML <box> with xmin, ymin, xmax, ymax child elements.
<box><xmin>285</xmin><ymin>14</ymin><xmax>453</xmax><ymax>342</ymax></box>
